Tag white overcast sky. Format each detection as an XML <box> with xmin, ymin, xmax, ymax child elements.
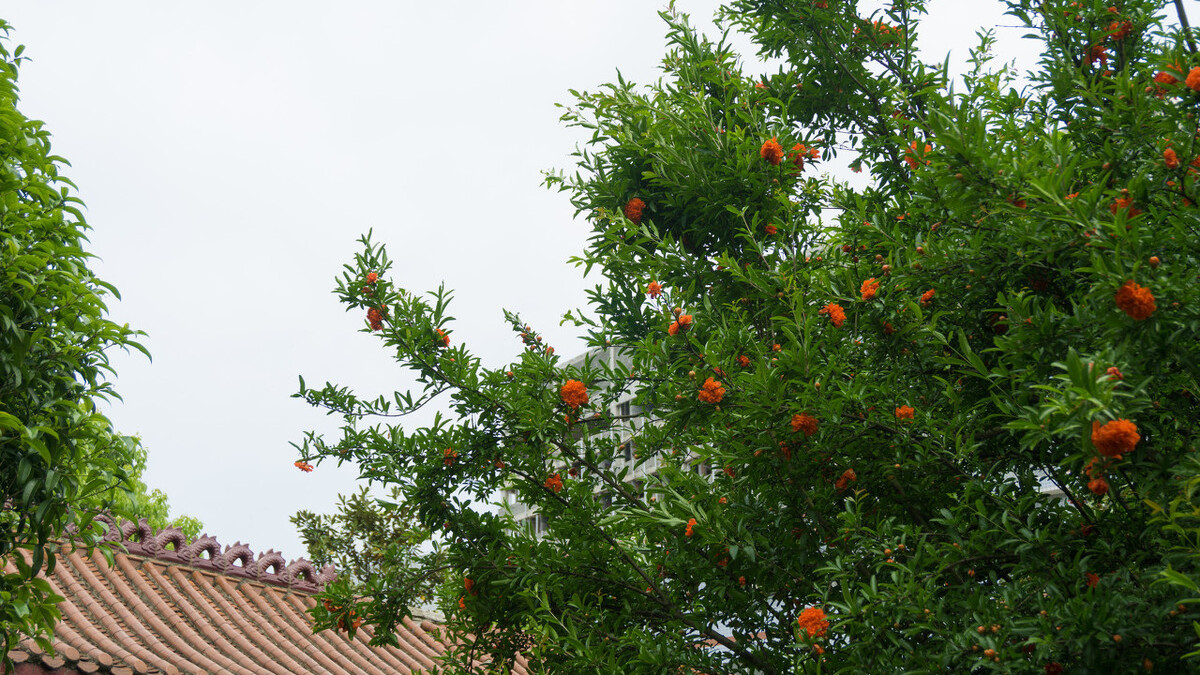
<box><xmin>4</xmin><ymin>1</ymin><xmax>1048</xmax><ymax>559</ymax></box>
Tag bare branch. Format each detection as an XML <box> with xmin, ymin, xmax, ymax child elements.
<box><xmin>1176</xmin><ymin>0</ymin><xmax>1198</xmax><ymax>53</ymax></box>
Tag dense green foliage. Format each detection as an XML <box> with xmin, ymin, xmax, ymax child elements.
<box><xmin>297</xmin><ymin>1</ymin><xmax>1200</xmax><ymax>672</ymax></box>
<box><xmin>292</xmin><ymin>486</ymin><xmax>443</xmax><ymax>619</ymax></box>
<box><xmin>76</xmin><ymin>433</ymin><xmax>202</xmax><ymax>539</ymax></box>
<box><xmin>0</xmin><ymin>21</ymin><xmax>191</xmax><ymax>667</ymax></box>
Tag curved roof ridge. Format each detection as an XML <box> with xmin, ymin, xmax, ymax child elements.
<box><xmin>95</xmin><ymin>514</ymin><xmax>338</xmax><ymax>593</ymax></box>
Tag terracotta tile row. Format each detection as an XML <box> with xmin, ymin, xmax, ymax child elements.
<box><xmin>4</xmin><ymin>523</ymin><xmax>529</xmax><ymax>674</ymax></box>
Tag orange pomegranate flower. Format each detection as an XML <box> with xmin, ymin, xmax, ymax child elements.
<box><xmin>765</xmin><ymin>224</ymin><xmax>778</xmax><ymax>235</ymax></box>
<box><xmin>464</xmin><ymin>578</ymin><xmax>477</xmax><ymax>595</ymax></box>
<box><xmin>860</xmin><ymin>278</ymin><xmax>880</xmax><ymax>301</ymax></box>
<box><xmin>1106</xmin><ymin>366</ymin><xmax>1124</xmax><ymax>380</ymax></box>
<box><xmin>436</xmin><ymin>328</ymin><xmax>450</xmax><ymax>347</ymax></box>
<box><xmin>1109</xmin><ymin>196</ymin><xmax>1141</xmax><ymax>217</ymax></box>
<box><xmin>791</xmin><ymin>413</ymin><xmax>819</xmax><ymax>436</ymax></box>
<box><xmin>1114</xmin><ymin>280</ymin><xmax>1156</xmax><ymax>320</ymax></box>
<box><xmin>789</xmin><ymin>144</ymin><xmax>806</xmax><ymax>172</ymax></box>
<box><xmin>1088</xmin><ymin>477</ymin><xmax>1110</xmax><ymax>496</ymax></box>
<box><xmin>367</xmin><ymin>307</ymin><xmax>384</xmax><ymax>331</ymax></box>
<box><xmin>760</xmin><ymin>137</ymin><xmax>784</xmax><ymax>165</ymax></box>
<box><xmin>835</xmin><ymin>469</ymin><xmax>857</xmax><ymax>491</ymax></box>
<box><xmin>819</xmin><ymin>303</ymin><xmax>846</xmax><ymax>328</ymax></box>
<box><xmin>788</xmin><ymin>143</ymin><xmax>817</xmax><ymax>171</ymax></box>
<box><xmin>560</xmin><ymin>379</ymin><xmax>589</xmax><ymax>409</ymax></box>
<box><xmin>294</xmin><ymin>460</ymin><xmax>314</xmax><ymax>473</ymax></box>
<box><xmin>337</xmin><ymin>608</ymin><xmax>362</xmax><ymax>630</ymax></box>
<box><xmin>1188</xmin><ymin>66</ymin><xmax>1200</xmax><ymax>92</ymax></box>
<box><xmin>1155</xmin><ymin>70</ymin><xmax>1179</xmax><ymax>86</ymax></box>
<box><xmin>443</xmin><ymin>447</ymin><xmax>457</xmax><ymax>466</ymax></box>
<box><xmin>1086</xmin><ymin>45</ymin><xmax>1108</xmax><ymax>67</ymax></box>
<box><xmin>919</xmin><ymin>289</ymin><xmax>935</xmax><ymax>307</ymax></box>
<box><xmin>796</xmin><ymin>607</ymin><xmax>829</xmax><ymax>639</ymax></box>
<box><xmin>1165</xmin><ymin>148</ymin><xmax>1180</xmax><ymax>169</ymax></box>
<box><xmin>366</xmin><ymin>272</ymin><xmax>378</xmax><ymax>284</ymax></box>
<box><xmin>1091</xmin><ymin>419</ymin><xmax>1139</xmax><ymax>458</ymax></box>
<box><xmin>685</xmin><ymin>517</ymin><xmax>697</xmax><ymax>537</ymax></box>
<box><xmin>544</xmin><ymin>473</ymin><xmax>564</xmax><ymax>493</ymax></box>
<box><xmin>904</xmin><ymin>141</ymin><xmax>931</xmax><ymax>169</ymax></box>
<box><xmin>647</xmin><ymin>281</ymin><xmax>663</xmax><ymax>298</ymax></box>
<box><xmin>624</xmin><ymin>197</ymin><xmax>646</xmax><ymax>224</ymax></box>
<box><xmin>1086</xmin><ymin>572</ymin><xmax>1101</xmax><ymax>588</ymax></box>
<box><xmin>1107</xmin><ymin>19</ymin><xmax>1132</xmax><ymax>39</ymax></box>
<box><xmin>698</xmin><ymin>377</ymin><xmax>726</xmax><ymax>404</ymax></box>
<box><xmin>895</xmin><ymin>405</ymin><xmax>915</xmax><ymax>420</ymax></box>
<box><xmin>668</xmin><ymin>314</ymin><xmax>694</xmax><ymax>336</ymax></box>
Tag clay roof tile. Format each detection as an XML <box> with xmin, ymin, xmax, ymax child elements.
<box><xmin>6</xmin><ymin>518</ymin><xmax>529</xmax><ymax>674</ymax></box>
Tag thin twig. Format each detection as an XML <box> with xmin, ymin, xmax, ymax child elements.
<box><xmin>1176</xmin><ymin>0</ymin><xmax>1198</xmax><ymax>53</ymax></box>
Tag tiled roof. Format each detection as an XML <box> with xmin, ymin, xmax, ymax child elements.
<box><xmin>5</xmin><ymin>518</ymin><xmax>526</xmax><ymax>675</ymax></box>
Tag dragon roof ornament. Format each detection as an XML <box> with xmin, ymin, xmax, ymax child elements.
<box><xmin>95</xmin><ymin>514</ymin><xmax>337</xmax><ymax>592</ymax></box>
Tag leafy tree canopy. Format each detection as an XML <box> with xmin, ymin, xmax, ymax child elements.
<box><xmin>0</xmin><ymin>20</ymin><xmax>195</xmax><ymax>665</ymax></box>
<box><xmin>292</xmin><ymin>486</ymin><xmax>443</xmax><ymax>626</ymax></box>
<box><xmin>296</xmin><ymin>1</ymin><xmax>1200</xmax><ymax>672</ymax></box>
<box><xmin>76</xmin><ymin>432</ymin><xmax>202</xmax><ymax>539</ymax></box>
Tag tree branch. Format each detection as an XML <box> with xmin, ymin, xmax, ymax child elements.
<box><xmin>1175</xmin><ymin>0</ymin><xmax>1198</xmax><ymax>53</ymax></box>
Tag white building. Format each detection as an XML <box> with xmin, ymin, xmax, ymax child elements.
<box><xmin>500</xmin><ymin>346</ymin><xmax>695</xmax><ymax>535</ymax></box>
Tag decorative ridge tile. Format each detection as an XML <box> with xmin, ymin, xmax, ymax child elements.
<box><xmin>96</xmin><ymin>514</ymin><xmax>337</xmax><ymax>592</ymax></box>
